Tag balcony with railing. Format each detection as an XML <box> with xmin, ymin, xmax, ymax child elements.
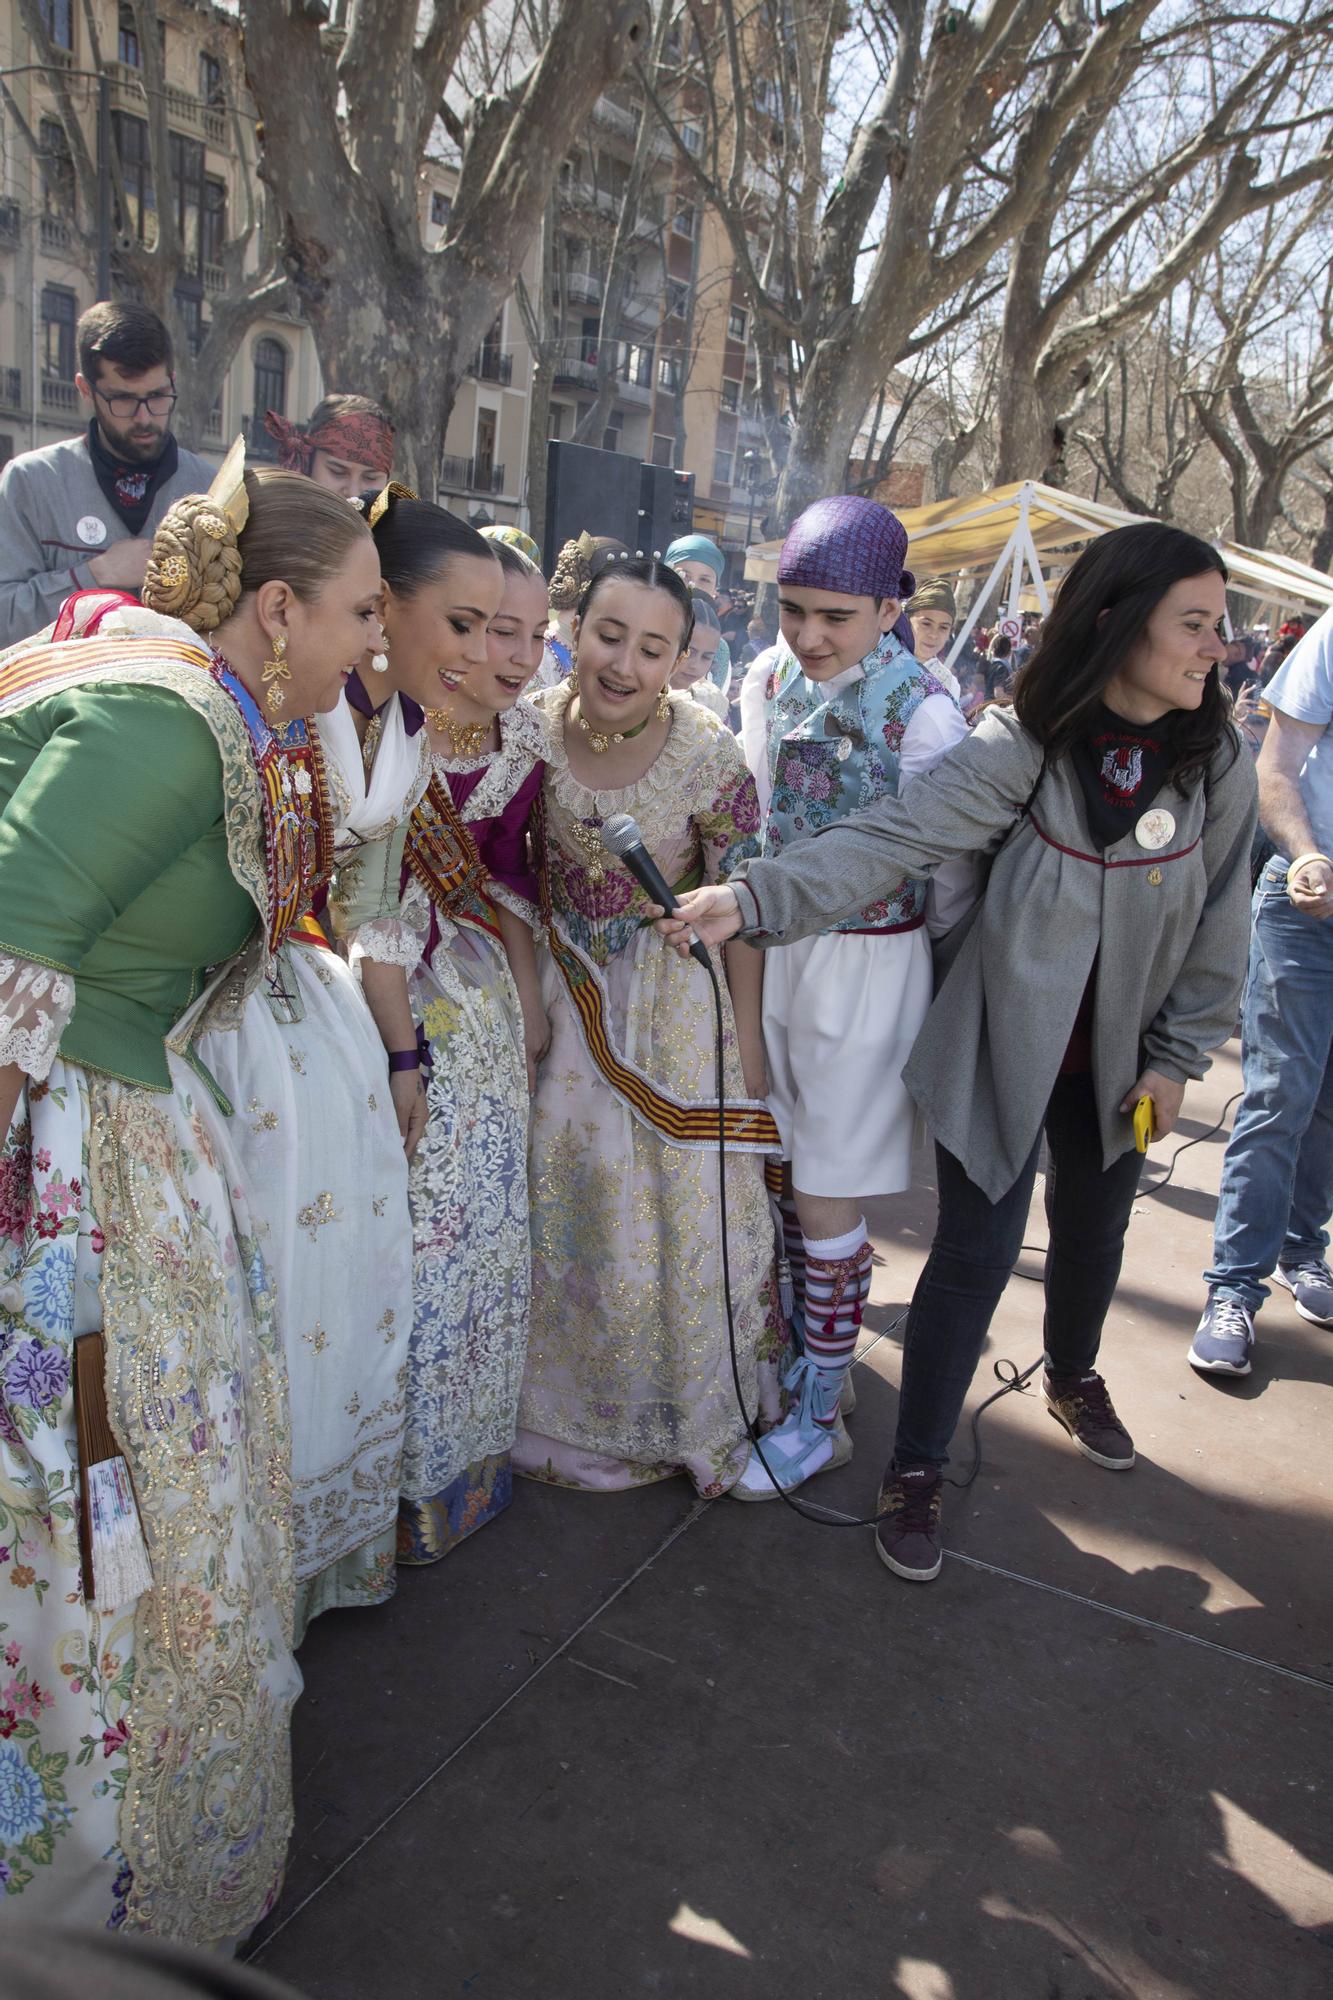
<box><xmin>203</xmin><ymin>264</ymin><xmax>226</xmax><ymax>295</ymax></box>
<box><xmin>41</xmin><ymin>377</ymin><xmax>80</xmax><ymax>416</ymax></box>
<box><xmin>440</xmin><ymin>454</ymin><xmax>507</xmax><ymax>495</ymax></box>
<box><xmin>204</xmin><ymin>406</ymin><xmax>224</xmax><ymax>442</ymax></box>
<box><xmin>565</xmin><ymin>268</ymin><xmax>603</xmax><ymax>307</ymax></box>
<box><xmin>554</xmin><ymin>355</ymin><xmax>600</xmax><ymax>388</ymax></box>
<box><xmin>0</xmin><ymin>367</ymin><xmax>22</xmax><ymax>414</ymax></box>
<box><xmin>39</xmin><ymin>214</ymin><xmax>73</xmax><ymax>255</ymax></box>
<box><xmin>469</xmin><ymin>346</ymin><xmax>514</xmax><ymax>386</ymax></box>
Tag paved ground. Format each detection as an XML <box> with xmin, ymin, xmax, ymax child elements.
<box><xmin>246</xmin><ymin>1040</ymin><xmax>1333</xmax><ymax>2000</ymax></box>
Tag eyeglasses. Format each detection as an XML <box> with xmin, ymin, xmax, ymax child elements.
<box><xmin>93</xmin><ymin>382</ymin><xmax>178</xmax><ymax>420</ymax></box>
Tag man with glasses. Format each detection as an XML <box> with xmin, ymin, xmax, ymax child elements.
<box><xmin>0</xmin><ymin>301</ymin><xmax>214</xmax><ymax>646</ymax></box>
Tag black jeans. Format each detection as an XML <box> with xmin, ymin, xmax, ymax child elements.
<box><xmin>894</xmin><ymin>1071</ymin><xmax>1144</xmax><ymax>1468</ymax></box>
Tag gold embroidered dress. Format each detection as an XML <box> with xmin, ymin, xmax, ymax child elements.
<box><xmin>0</xmin><ymin>614</ymin><xmax>313</xmax><ymax>1942</ymax></box>
<box><xmin>514</xmin><ymin>684</ymin><xmax>787</xmax><ymax>1496</ymax></box>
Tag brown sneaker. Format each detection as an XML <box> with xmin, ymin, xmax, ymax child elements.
<box><xmin>1043</xmin><ymin>1370</ymin><xmax>1135</xmax><ymax>1469</ymax></box>
<box><xmin>874</xmin><ymin>1463</ymin><xmax>943</xmax><ymax>1581</ymax></box>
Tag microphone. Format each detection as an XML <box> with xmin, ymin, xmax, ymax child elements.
<box><xmin>600</xmin><ymin>813</ymin><xmax>712</xmax><ymax>969</ymax></box>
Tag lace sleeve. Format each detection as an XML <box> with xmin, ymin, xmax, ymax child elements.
<box><xmin>0</xmin><ymin>954</ymin><xmax>76</xmax><ymax>1079</ymax></box>
<box><xmin>352</xmin><ymin>916</ymin><xmax>422</xmax><ymax>968</ymax></box>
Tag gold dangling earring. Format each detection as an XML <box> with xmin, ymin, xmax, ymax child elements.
<box><xmin>262</xmin><ymin>630</ymin><xmax>290</xmax><ymax>713</ymax></box>
<box><xmin>656</xmin><ymin>680</ymin><xmax>671</xmax><ymax>721</ymax></box>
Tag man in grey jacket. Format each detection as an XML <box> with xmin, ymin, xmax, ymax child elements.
<box><xmin>0</xmin><ymin>301</ymin><xmax>215</xmax><ymax>648</ymax></box>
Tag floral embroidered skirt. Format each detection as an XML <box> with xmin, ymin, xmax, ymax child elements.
<box><xmin>199</xmin><ymin>940</ymin><xmax>412</xmax><ymax>1640</ymax></box>
<box><xmin>399</xmin><ymin>924</ymin><xmax>531</xmax><ymax>1564</ymax></box>
<box><xmin>0</xmin><ymin>1057</ymin><xmax>297</xmax><ymax>1941</ymax></box>
<box><xmin>515</xmin><ymin>928</ymin><xmax>787</xmax><ymax>1497</ymax></box>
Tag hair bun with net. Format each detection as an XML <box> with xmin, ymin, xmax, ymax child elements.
<box><xmin>143</xmin><ymin>492</ymin><xmax>245</xmax><ymax>633</ymax></box>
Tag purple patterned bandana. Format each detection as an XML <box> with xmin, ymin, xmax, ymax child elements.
<box><xmin>778</xmin><ymin>495</ymin><xmax>914</xmax><ymax>602</ymax></box>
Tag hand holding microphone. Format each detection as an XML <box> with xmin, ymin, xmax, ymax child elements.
<box><xmin>600</xmin><ymin>814</ymin><xmax>713</xmax><ymax>969</ymax></box>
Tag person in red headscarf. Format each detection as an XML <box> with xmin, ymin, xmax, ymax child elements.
<box><xmin>265</xmin><ymin>393</ymin><xmax>395</xmax><ymax>497</ymax></box>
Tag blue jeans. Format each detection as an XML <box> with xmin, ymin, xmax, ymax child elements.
<box><xmin>1206</xmin><ymin>858</ymin><xmax>1333</xmax><ymax>1311</ymax></box>
<box><xmin>894</xmin><ymin>1072</ymin><xmax>1144</xmax><ymax>1468</ymax></box>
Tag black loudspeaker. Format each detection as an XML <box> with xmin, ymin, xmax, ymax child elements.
<box><xmin>545</xmin><ymin>442</ymin><xmax>642</xmax><ymax>564</ymax></box>
<box><xmin>638</xmin><ymin>463</ymin><xmax>694</xmax><ymax>555</ymax></box>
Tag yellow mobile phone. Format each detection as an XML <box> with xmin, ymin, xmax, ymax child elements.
<box><xmin>1133</xmin><ymin>1094</ymin><xmax>1155</xmax><ymax>1153</ymax></box>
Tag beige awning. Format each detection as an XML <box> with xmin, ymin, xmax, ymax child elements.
<box><xmin>745</xmin><ymin>481</ymin><xmax>1333</xmax><ymax>623</ymax></box>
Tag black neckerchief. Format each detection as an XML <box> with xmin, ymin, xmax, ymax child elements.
<box><xmin>1069</xmin><ymin>702</ymin><xmax>1178</xmax><ymax>851</ymax></box>
<box><xmin>86</xmin><ymin>418</ymin><xmax>179</xmax><ymax>535</ymax></box>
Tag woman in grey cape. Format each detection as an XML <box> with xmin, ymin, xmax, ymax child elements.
<box><xmin>656</xmin><ymin>522</ymin><xmax>1257</xmax><ymax>1582</ymax></box>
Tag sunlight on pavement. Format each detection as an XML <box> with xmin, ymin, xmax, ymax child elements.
<box><xmin>666</xmin><ymin>1902</ymin><xmax>753</xmax><ymax>1958</ymax></box>
<box><xmin>1212</xmin><ymin>1793</ymin><xmax>1333</xmax><ymax>1927</ymax></box>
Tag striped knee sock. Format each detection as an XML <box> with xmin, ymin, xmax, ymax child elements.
<box><xmin>802</xmin><ymin>1223</ymin><xmax>872</xmax><ymax>1428</ymax></box>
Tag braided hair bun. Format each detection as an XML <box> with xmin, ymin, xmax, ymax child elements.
<box><xmin>143</xmin><ymin>491</ymin><xmax>244</xmax><ymax>633</ymax></box>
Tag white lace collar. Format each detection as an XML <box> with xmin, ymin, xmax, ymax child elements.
<box><xmin>536</xmin><ymin>676</ymin><xmax>719</xmax><ymax>823</ymax></box>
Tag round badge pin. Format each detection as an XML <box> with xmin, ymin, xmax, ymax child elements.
<box><xmin>1135</xmin><ymin>808</ymin><xmax>1175</xmax><ymax>850</ymax></box>
<box><xmin>835</xmin><ymin>736</ymin><xmax>853</xmax><ymax>762</ymax></box>
<box><xmin>76</xmin><ymin>516</ymin><xmax>108</xmax><ymax>547</ymax></box>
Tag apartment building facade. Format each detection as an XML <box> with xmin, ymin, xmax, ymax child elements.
<box><xmin>0</xmin><ymin>0</ymin><xmax>323</xmax><ymax>469</ymax></box>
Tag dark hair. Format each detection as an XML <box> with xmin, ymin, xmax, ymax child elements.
<box><xmin>989</xmin><ymin>634</ymin><xmax>1013</xmax><ymax>661</ymax></box>
<box><xmin>1014</xmin><ymin>522</ymin><xmax>1234</xmax><ymax>792</ymax></box>
<box><xmin>576</xmin><ymin>555</ymin><xmax>695</xmax><ymax>649</ymax></box>
<box><xmin>689</xmin><ymin>588</ymin><xmax>721</xmax><ymax>631</ymax></box>
<box><xmin>490</xmin><ymin>539</ymin><xmax>542</xmax><ymax>583</ymax></box>
<box><xmin>308</xmin><ymin>392</ymin><xmax>391</xmax><ymax>433</ymax></box>
<box><xmin>362</xmin><ymin>491</ymin><xmax>497</xmax><ymax>597</ymax></box>
<box><xmin>77</xmin><ymin>301</ymin><xmax>173</xmax><ymax>384</ymax></box>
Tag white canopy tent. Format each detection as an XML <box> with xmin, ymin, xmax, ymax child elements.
<box><xmin>745</xmin><ymin>480</ymin><xmax>1333</xmax><ymax>670</ymax></box>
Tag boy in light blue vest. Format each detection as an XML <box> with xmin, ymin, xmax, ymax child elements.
<box><xmin>734</xmin><ymin>495</ymin><xmax>970</xmax><ymax>1498</ymax></box>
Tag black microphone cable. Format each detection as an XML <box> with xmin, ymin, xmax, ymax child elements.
<box><xmin>626</xmin><ymin>811</ymin><xmax>1244</xmax><ymax>1526</ymax></box>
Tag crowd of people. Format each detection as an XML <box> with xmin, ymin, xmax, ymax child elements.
<box><xmin>0</xmin><ymin>298</ymin><xmax>1329</xmax><ymax>1952</ymax></box>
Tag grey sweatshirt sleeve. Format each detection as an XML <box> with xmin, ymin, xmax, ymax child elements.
<box><xmin>1140</xmin><ymin>733</ymin><xmax>1258</xmax><ymax>1084</ymax></box>
<box><xmin>0</xmin><ymin>460</ymin><xmax>98</xmax><ymax>648</ymax></box>
<box><xmin>730</xmin><ymin>706</ymin><xmax>1043</xmax><ymax>943</ymax></box>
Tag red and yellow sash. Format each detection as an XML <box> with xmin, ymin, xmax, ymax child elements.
<box><xmin>404</xmin><ymin>775</ymin><xmax>500</xmax><ymax>940</ymax></box>
<box><xmin>533</xmin><ymin>796</ymin><xmax>780</xmax><ymax>1156</ymax></box>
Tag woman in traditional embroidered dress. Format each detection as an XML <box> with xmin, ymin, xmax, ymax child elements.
<box><xmin>513</xmin><ymin>558</ymin><xmax>787</xmax><ymax>1496</ymax></box>
<box><xmin>0</xmin><ymin>453</ymin><xmax>382</xmax><ymax>1939</ymax></box>
<box><xmin>188</xmin><ymin>623</ymin><xmax>425</xmax><ymax>1638</ymax></box>
<box><xmin>338</xmin><ymin>498</ymin><xmax>548</xmax><ymax>1561</ymax></box>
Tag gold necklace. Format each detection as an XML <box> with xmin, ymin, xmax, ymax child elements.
<box><xmin>574</xmin><ymin>703</ymin><xmax>655</xmax><ymax>755</ymax></box>
<box><xmin>425</xmin><ymin>708</ymin><xmax>493</xmax><ymax>757</ymax></box>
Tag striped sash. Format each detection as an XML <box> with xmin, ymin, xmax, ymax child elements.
<box><xmin>405</xmin><ymin>775</ymin><xmax>500</xmax><ymax>939</ymax></box>
<box><xmin>535</xmin><ymin>795</ymin><xmax>780</xmax><ymax>1155</ymax></box>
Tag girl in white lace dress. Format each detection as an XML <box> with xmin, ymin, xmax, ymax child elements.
<box><xmin>513</xmin><ymin>558</ymin><xmax>787</xmax><ymax>1496</ymax></box>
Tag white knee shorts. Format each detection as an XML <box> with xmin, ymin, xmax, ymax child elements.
<box><xmin>762</xmin><ymin>928</ymin><xmax>932</xmax><ymax>1198</ymax></box>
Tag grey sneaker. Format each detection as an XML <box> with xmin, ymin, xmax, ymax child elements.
<box><xmin>1272</xmin><ymin>1258</ymin><xmax>1333</xmax><ymax>1328</ymax></box>
<box><xmin>1189</xmin><ymin>1294</ymin><xmax>1255</xmax><ymax>1376</ymax></box>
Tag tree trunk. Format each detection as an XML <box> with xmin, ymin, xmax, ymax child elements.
<box><xmin>239</xmin><ymin>0</ymin><xmax>649</xmax><ymax>488</ymax></box>
<box><xmin>525</xmin><ymin>353</ymin><xmax>555</xmax><ymax>554</ymax></box>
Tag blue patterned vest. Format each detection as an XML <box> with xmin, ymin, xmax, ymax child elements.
<box><xmin>763</xmin><ymin>631</ymin><xmax>949</xmax><ymax>935</ymax></box>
